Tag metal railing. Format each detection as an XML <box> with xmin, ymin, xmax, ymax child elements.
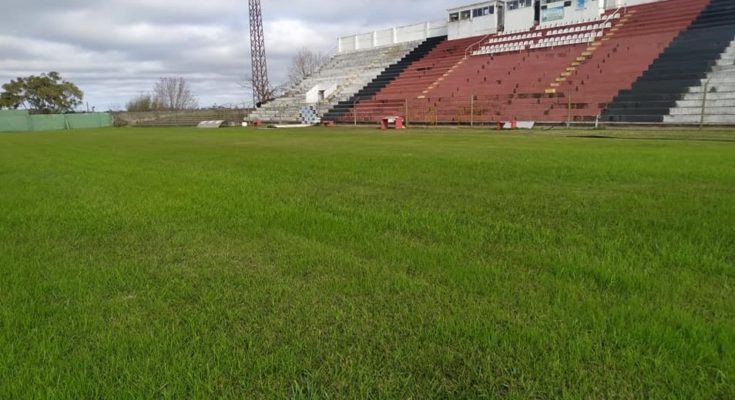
<box><xmin>596</xmin><ymin>6</ymin><xmax>625</xmax><ymax>42</ymax></box>
<box><xmin>336</xmin><ymin>93</ymin><xmax>590</xmax><ymax>127</ymax></box>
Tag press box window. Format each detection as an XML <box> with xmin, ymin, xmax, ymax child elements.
<box><xmin>449</xmin><ymin>12</ymin><xmax>460</xmax><ymax>21</ymax></box>
<box><xmin>473</xmin><ymin>6</ymin><xmax>494</xmax><ymax>17</ymax></box>
<box><xmin>508</xmin><ymin>0</ymin><xmax>533</xmax><ymax>9</ymax></box>
<box><xmin>461</xmin><ymin>10</ymin><xmax>471</xmax><ymax>20</ymax></box>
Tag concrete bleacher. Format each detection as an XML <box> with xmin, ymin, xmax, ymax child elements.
<box><xmin>664</xmin><ymin>38</ymin><xmax>735</xmax><ymax>124</ymax></box>
<box><xmin>602</xmin><ymin>0</ymin><xmax>734</xmax><ymax>122</ymax></box>
<box><xmin>545</xmin><ymin>0</ymin><xmax>711</xmax><ymax>122</ymax></box>
<box><xmin>322</xmin><ymin>36</ymin><xmax>447</xmax><ymax>122</ymax></box>
<box><xmin>289</xmin><ymin>0</ymin><xmax>734</xmax><ymax>125</ymax></box>
<box><xmin>326</xmin><ymin>36</ymin><xmax>479</xmax><ymax>122</ymax></box>
<box><xmin>438</xmin><ymin>0</ymin><xmax>713</xmax><ymax>123</ymax></box>
<box><xmin>330</xmin><ymin>1</ymin><xmax>702</xmax><ymax>124</ymax></box>
<box><xmin>248</xmin><ymin>41</ymin><xmax>420</xmax><ymax>123</ymax></box>
<box><xmin>332</xmin><ymin>8</ymin><xmax>630</xmax><ymax>123</ymax></box>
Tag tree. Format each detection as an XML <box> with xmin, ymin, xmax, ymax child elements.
<box><xmin>238</xmin><ymin>75</ymin><xmax>282</xmax><ymax>106</ymax></box>
<box><xmin>125</xmin><ymin>93</ymin><xmax>162</xmax><ymax>112</ymax></box>
<box><xmin>0</xmin><ymin>79</ymin><xmax>24</xmax><ymax>110</ymax></box>
<box><xmin>153</xmin><ymin>77</ymin><xmax>198</xmax><ymax>111</ymax></box>
<box><xmin>0</xmin><ymin>72</ymin><xmax>83</xmax><ymax>114</ymax></box>
<box><xmin>287</xmin><ymin>48</ymin><xmax>328</xmax><ymax>86</ymax></box>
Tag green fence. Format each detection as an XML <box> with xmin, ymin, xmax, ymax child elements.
<box><xmin>0</xmin><ymin>110</ymin><xmax>113</xmax><ymax>132</ymax></box>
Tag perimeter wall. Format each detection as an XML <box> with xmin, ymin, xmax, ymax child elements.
<box><xmin>0</xmin><ymin>110</ymin><xmax>113</xmax><ymax>132</ymax></box>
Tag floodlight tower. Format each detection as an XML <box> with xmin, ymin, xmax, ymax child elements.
<box><xmin>248</xmin><ymin>0</ymin><xmax>270</xmax><ymax>106</ymax></box>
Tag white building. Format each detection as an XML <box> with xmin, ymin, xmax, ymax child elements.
<box><xmin>337</xmin><ymin>0</ymin><xmax>665</xmax><ymax>51</ymax></box>
<box><xmin>447</xmin><ymin>0</ymin><xmax>604</xmax><ymax>39</ymax></box>
<box><xmin>447</xmin><ymin>2</ymin><xmax>501</xmax><ymax>39</ymax></box>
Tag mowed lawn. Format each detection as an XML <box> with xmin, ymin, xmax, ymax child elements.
<box><xmin>0</xmin><ymin>127</ymin><xmax>733</xmax><ymax>399</ymax></box>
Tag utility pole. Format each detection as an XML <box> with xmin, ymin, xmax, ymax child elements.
<box><xmin>248</xmin><ymin>0</ymin><xmax>270</xmax><ymax>106</ymax></box>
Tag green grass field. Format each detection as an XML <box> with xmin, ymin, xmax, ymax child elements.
<box><xmin>1</xmin><ymin>127</ymin><xmax>733</xmax><ymax>398</ymax></box>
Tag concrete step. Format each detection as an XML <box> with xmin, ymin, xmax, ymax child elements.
<box><xmin>711</xmin><ymin>64</ymin><xmax>735</xmax><ymax>72</ymax></box>
<box><xmin>699</xmin><ymin>76</ymin><xmax>735</xmax><ymax>85</ymax></box>
<box><xmin>664</xmin><ymin>114</ymin><xmax>735</xmax><ymax>124</ymax></box>
<box><xmin>662</xmin><ymin>39</ymin><xmax>735</xmax><ymax>125</ymax></box>
<box><xmin>681</xmin><ymin>91</ymin><xmax>735</xmax><ymax>100</ymax></box>
<box><xmin>676</xmin><ymin>98</ymin><xmax>735</xmax><ymax>107</ymax></box>
<box><xmin>249</xmin><ymin>40</ymin><xmax>423</xmax><ymax>122</ymax></box>
<box><xmin>687</xmin><ymin>84</ymin><xmax>735</xmax><ymax>93</ymax></box>
<box><xmin>669</xmin><ymin>106</ymin><xmax>735</xmax><ymax>115</ymax></box>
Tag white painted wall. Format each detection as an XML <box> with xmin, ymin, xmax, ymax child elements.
<box><xmin>429</xmin><ymin>21</ymin><xmax>450</xmax><ymax>37</ymax></box>
<box><xmin>396</xmin><ymin>23</ymin><xmax>428</xmax><ymax>42</ymax></box>
<box><xmin>607</xmin><ymin>0</ymin><xmax>667</xmax><ymax>7</ymax></box>
<box><xmin>305</xmin><ymin>83</ymin><xmax>338</xmax><ymax>104</ymax></box>
<box><xmin>336</xmin><ymin>0</ymin><xmax>669</xmax><ymax>53</ymax></box>
<box><xmin>448</xmin><ymin>14</ymin><xmax>498</xmax><ymax>39</ymax></box>
<box><xmin>375</xmin><ymin>29</ymin><xmax>393</xmax><ymax>47</ymax></box>
<box><xmin>338</xmin><ymin>20</ymin><xmax>448</xmax><ymax>53</ymax></box>
<box><xmin>504</xmin><ymin>6</ymin><xmax>535</xmax><ymax>32</ymax></box>
<box><xmin>356</xmin><ymin>33</ymin><xmax>373</xmax><ymax>50</ymax></box>
<box><xmin>539</xmin><ymin>0</ymin><xmax>602</xmax><ymax>28</ymax></box>
<box><xmin>447</xmin><ymin>1</ymin><xmax>499</xmax><ymax>40</ymax></box>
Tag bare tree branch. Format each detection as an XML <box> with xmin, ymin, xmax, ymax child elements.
<box><xmin>153</xmin><ymin>77</ymin><xmax>198</xmax><ymax>111</ymax></box>
<box><xmin>238</xmin><ymin>75</ymin><xmax>284</xmax><ymax>106</ymax></box>
<box><xmin>287</xmin><ymin>48</ymin><xmax>328</xmax><ymax>87</ymax></box>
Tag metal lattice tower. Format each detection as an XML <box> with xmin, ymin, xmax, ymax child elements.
<box><xmin>248</xmin><ymin>0</ymin><xmax>270</xmax><ymax>105</ymax></box>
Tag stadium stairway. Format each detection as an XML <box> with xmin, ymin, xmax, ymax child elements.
<box><xmin>413</xmin><ymin>43</ymin><xmax>587</xmax><ymax>123</ymax></box>
<box><xmin>337</xmin><ymin>0</ymin><xmax>709</xmax><ymax>124</ymax></box>
<box><xmin>664</xmin><ymin>37</ymin><xmax>735</xmax><ymax>125</ymax></box>
<box><xmin>331</xmin><ymin>36</ymin><xmax>480</xmax><ymax>123</ymax></box>
<box><xmin>314</xmin><ymin>0</ymin><xmax>732</xmax><ymax>125</ymax></box>
<box><xmin>322</xmin><ymin>36</ymin><xmax>446</xmax><ymax>122</ymax></box>
<box><xmin>539</xmin><ymin>0</ymin><xmax>710</xmax><ymax>122</ymax></box>
<box><xmin>601</xmin><ymin>0</ymin><xmax>735</xmax><ymax>123</ymax></box>
<box><xmin>248</xmin><ymin>41</ymin><xmax>420</xmax><ymax>123</ymax></box>
<box><xmin>342</xmin><ymin>18</ymin><xmax>617</xmax><ymax>123</ymax></box>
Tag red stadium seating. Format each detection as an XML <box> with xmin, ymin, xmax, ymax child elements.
<box><xmin>333</xmin><ymin>0</ymin><xmax>710</xmax><ymax>124</ymax></box>
<box><xmin>546</xmin><ymin>0</ymin><xmax>710</xmax><ymax>121</ymax></box>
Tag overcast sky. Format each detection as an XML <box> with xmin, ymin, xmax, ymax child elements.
<box><xmin>0</xmin><ymin>0</ymin><xmax>467</xmax><ymax>110</ymax></box>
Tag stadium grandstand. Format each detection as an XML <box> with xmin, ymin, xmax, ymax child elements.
<box><xmin>249</xmin><ymin>0</ymin><xmax>735</xmax><ymax>125</ymax></box>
